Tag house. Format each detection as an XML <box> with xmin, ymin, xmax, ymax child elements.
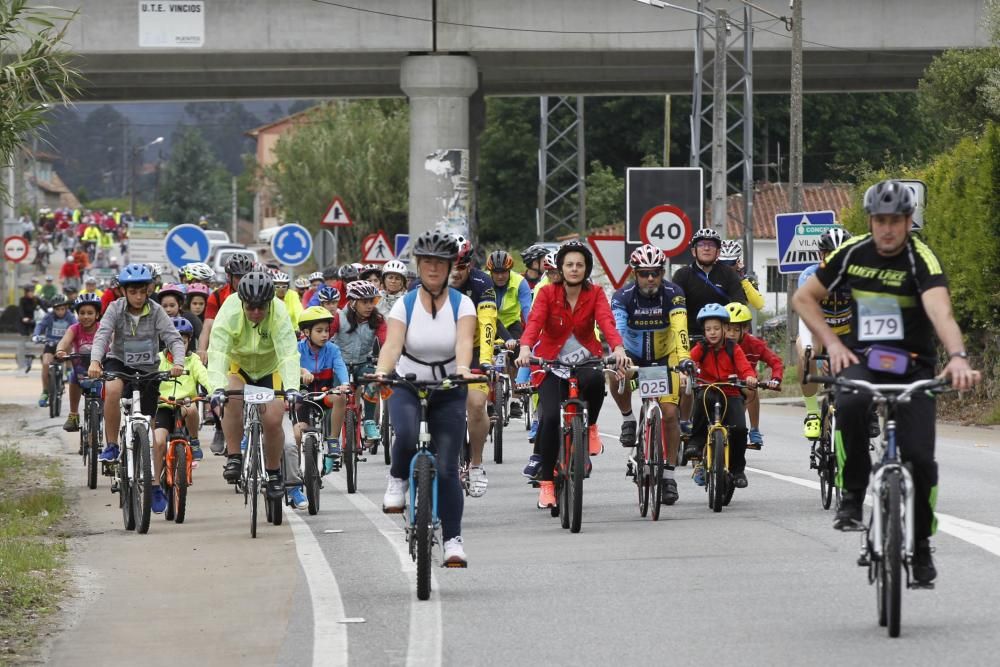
<box><xmin>18</xmin><ymin>148</ymin><xmax>81</xmax><ymax>211</ymax></box>
<box><xmin>245</xmin><ymin>106</ymin><xmax>321</xmax><ymax>234</ymax></box>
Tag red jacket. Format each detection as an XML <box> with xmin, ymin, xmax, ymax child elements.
<box><xmin>100</xmin><ymin>288</ymin><xmax>118</xmax><ymax>315</ymax></box>
<box><xmin>205</xmin><ymin>284</ymin><xmax>234</xmax><ymax>321</ymax></box>
<box><xmin>691</xmin><ymin>340</ymin><xmax>756</xmax><ymax>397</ymax></box>
<box><xmin>738</xmin><ymin>333</ymin><xmax>783</xmax><ymax>382</ymax></box>
<box><xmin>521</xmin><ymin>282</ymin><xmax>623</xmax><ymax>361</ymax></box>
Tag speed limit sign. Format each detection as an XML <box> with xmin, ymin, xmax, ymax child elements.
<box><xmin>639</xmin><ymin>205</ymin><xmax>693</xmax><ymax>257</ymax></box>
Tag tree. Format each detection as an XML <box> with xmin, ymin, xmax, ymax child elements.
<box><xmin>184</xmin><ymin>102</ymin><xmax>262</xmax><ymax>175</ymax></box>
<box><xmin>584</xmin><ymin>160</ymin><xmax>624</xmax><ymax>230</ymax></box>
<box><xmin>478</xmin><ymin>98</ymin><xmax>538</xmax><ymax>247</ymax></box>
<box><xmin>263</xmin><ymin>101</ymin><xmax>408</xmax><ymax>260</ymax></box>
<box><xmin>156</xmin><ymin>127</ymin><xmax>229</xmax><ymax>225</ymax></box>
<box><xmin>0</xmin><ymin>1</ymin><xmax>80</xmax><ymax>203</ymax></box>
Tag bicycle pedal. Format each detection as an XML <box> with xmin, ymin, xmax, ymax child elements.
<box><xmin>442</xmin><ymin>561</ymin><xmax>468</xmax><ymax>569</ymax></box>
<box><xmin>857</xmin><ymin>554</ymin><xmax>870</xmax><ymax>567</ymax></box>
<box><xmin>358</xmin><ymin>457</ymin><xmax>367</xmax><ymax>463</ymax></box>
<box><xmin>745</xmin><ymin>444</ymin><xmax>761</xmax><ymax>451</ymax></box>
<box><xmin>382</xmin><ymin>505</ymin><xmax>405</xmax><ymax>515</ymax></box>
<box><xmin>909</xmin><ymin>581</ymin><xmax>935</xmax><ymax>590</ymax></box>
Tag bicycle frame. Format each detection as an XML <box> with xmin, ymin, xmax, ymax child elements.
<box><xmin>407</xmin><ymin>393</ymin><xmax>440</xmax><ymax>541</ymax></box>
<box><xmin>867</xmin><ymin>416</ymin><xmax>918</xmax><ymax>563</ymax></box>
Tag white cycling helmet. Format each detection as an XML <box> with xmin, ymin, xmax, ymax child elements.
<box><xmin>293</xmin><ymin>277</ymin><xmax>309</xmax><ymax>290</ymax></box>
<box><xmin>720</xmin><ymin>240</ymin><xmax>743</xmax><ymax>262</ymax></box>
<box><xmin>272</xmin><ymin>271</ymin><xmax>290</xmax><ymax>284</ymax></box>
<box><xmin>308</xmin><ymin>271</ymin><xmax>324</xmax><ymax>282</ymax></box>
<box><xmin>542</xmin><ymin>251</ymin><xmax>558</xmax><ymax>271</ymax></box>
<box><xmin>629</xmin><ymin>244</ymin><xmax>667</xmax><ymax>269</ymax></box>
<box><xmin>183</xmin><ymin>262</ymin><xmax>215</xmax><ymax>282</ymax></box>
<box><xmin>382</xmin><ymin>259</ymin><xmax>407</xmax><ymax>277</ymax></box>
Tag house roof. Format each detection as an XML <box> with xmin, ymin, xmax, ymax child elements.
<box><xmin>32</xmin><ymin>171</ymin><xmax>80</xmax><ymax>209</ymax></box>
<box><xmin>245</xmin><ymin>105</ymin><xmax>322</xmax><ymax>138</ymax></box>
<box><xmin>726</xmin><ymin>182</ymin><xmax>854</xmax><ymax>239</ymax></box>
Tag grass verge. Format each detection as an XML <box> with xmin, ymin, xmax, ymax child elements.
<box><xmin>0</xmin><ymin>444</ymin><xmax>68</xmax><ymax>662</ymax></box>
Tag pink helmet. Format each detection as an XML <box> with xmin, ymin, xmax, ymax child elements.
<box><xmin>186</xmin><ymin>282</ymin><xmax>210</xmax><ymax>297</ymax></box>
<box><xmin>629</xmin><ymin>244</ymin><xmax>667</xmax><ymax>269</ymax></box>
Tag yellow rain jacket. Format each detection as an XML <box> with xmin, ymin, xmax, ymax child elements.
<box><xmin>206</xmin><ymin>296</ymin><xmax>300</xmax><ymax>393</ymax></box>
<box><xmin>157</xmin><ymin>351</ymin><xmax>210</xmax><ymax>404</ymax></box>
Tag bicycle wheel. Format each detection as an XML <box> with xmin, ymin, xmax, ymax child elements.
<box><xmin>249</xmin><ymin>425</ymin><xmax>261</xmax><ymax>538</ymax></box>
<box><xmin>637</xmin><ymin>415</ymin><xmax>650</xmax><ymax>518</ymax></box>
<box><xmin>173</xmin><ymin>443</ymin><xmax>188</xmax><ymax>524</ymax></box>
<box><xmin>708</xmin><ymin>430</ymin><xmax>727</xmax><ymax>513</ymax></box>
<box><xmin>303</xmin><ymin>433</ymin><xmax>321</xmax><ymax>515</ymax></box>
<box><xmin>522</xmin><ymin>392</ymin><xmax>532</xmax><ymax>431</ymax></box>
<box><xmin>558</xmin><ymin>434</ymin><xmax>571</xmax><ymax>529</ymax></box>
<box><xmin>415</xmin><ymin>455</ymin><xmax>434</xmax><ymax>601</ymax></box>
<box><xmin>86</xmin><ymin>401</ymin><xmax>100</xmax><ymax>490</ymax></box>
<box><xmin>132</xmin><ymin>425</ymin><xmax>152</xmax><ymax>534</ymax></box>
<box><xmin>380</xmin><ymin>400</ymin><xmax>392</xmax><ymax>465</ymax></box>
<box><xmin>48</xmin><ymin>365</ymin><xmax>60</xmax><ymax>419</ymax></box>
<box><xmin>344</xmin><ymin>410</ymin><xmax>358</xmax><ymax>494</ymax></box>
<box><xmin>819</xmin><ymin>398</ymin><xmax>834</xmax><ymax>510</ymax></box>
<box><xmin>883</xmin><ymin>470</ymin><xmax>903</xmax><ymax>637</ymax></box>
<box><xmin>650</xmin><ymin>417</ymin><xmax>664</xmax><ymax>522</ymax></box>
<box><xmin>569</xmin><ymin>416</ymin><xmax>585</xmax><ymax>534</ymax></box>
<box><xmin>492</xmin><ymin>388</ymin><xmax>504</xmax><ymax>464</ymax></box>
<box><xmin>54</xmin><ymin>369</ymin><xmax>63</xmax><ymax>418</ymax></box>
<box><xmin>120</xmin><ymin>442</ymin><xmax>135</xmax><ymax>531</ymax></box>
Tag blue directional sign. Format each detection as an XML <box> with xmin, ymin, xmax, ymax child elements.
<box><xmin>271</xmin><ymin>223</ymin><xmax>313</xmax><ymax>267</ymax></box>
<box><xmin>394</xmin><ymin>234</ymin><xmax>410</xmax><ymax>260</ymax></box>
<box><xmin>776</xmin><ymin>210</ymin><xmax>837</xmax><ymax>274</ymax></box>
<box><xmin>163</xmin><ymin>223</ymin><xmax>210</xmax><ymax>270</ymax></box>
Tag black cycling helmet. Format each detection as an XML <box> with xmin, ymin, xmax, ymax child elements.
<box><xmin>863</xmin><ymin>180</ymin><xmax>915</xmax><ymax>216</ymax></box>
<box><xmin>521</xmin><ymin>244</ymin><xmax>547</xmax><ymax>265</ymax></box>
<box><xmin>690</xmin><ymin>227</ymin><xmax>722</xmax><ymax>248</ymax></box>
<box><xmin>50</xmin><ymin>294</ymin><xmax>69</xmax><ymax>308</ymax></box>
<box><xmin>225</xmin><ymin>252</ymin><xmax>255</xmax><ymax>276</ymax></box>
<box><xmin>338</xmin><ymin>264</ymin><xmax>359</xmax><ymax>282</ymax></box>
<box><xmin>555</xmin><ymin>240</ymin><xmax>593</xmax><ymax>280</ymax></box>
<box><xmin>817</xmin><ymin>227</ymin><xmax>853</xmax><ymax>253</ymax></box>
<box><xmin>322</xmin><ymin>266</ymin><xmax>340</xmax><ymax>281</ymax></box>
<box><xmin>412</xmin><ymin>229</ymin><xmax>459</xmax><ymax>260</ymax></box>
<box><xmin>237</xmin><ymin>271</ymin><xmax>275</xmax><ymax>306</ymax></box>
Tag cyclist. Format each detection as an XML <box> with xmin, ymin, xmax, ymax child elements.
<box><xmin>186</xmin><ymin>283</ymin><xmax>210</xmax><ymax>322</ymax></box>
<box><xmin>445</xmin><ymin>235</ymin><xmax>498</xmax><ymax>497</ymax></box>
<box><xmin>797</xmin><ymin>226</ymin><xmax>854</xmax><ymax>441</ymax></box>
<box><xmin>687</xmin><ymin>304</ymin><xmax>758</xmax><ymax>488</ymax></box>
<box><xmin>793</xmin><ymin>179</ymin><xmax>981</xmax><ymax>584</ymax></box>
<box><xmin>329</xmin><ymin>280</ymin><xmax>386</xmax><ymax>449</ymax></box>
<box><xmin>718</xmin><ymin>240</ymin><xmax>764</xmax><ymax>310</ymax></box>
<box><xmin>359</xmin><ymin>264</ymin><xmax>383</xmax><ymax>290</ymax></box>
<box><xmin>520</xmin><ymin>244</ymin><xmax>548</xmax><ymax>291</ymax></box>
<box><xmin>333</xmin><ymin>265</ymin><xmax>357</xmax><ymax>309</ymax></box>
<box><xmin>534</xmin><ymin>250</ymin><xmax>560</xmax><ymax>296</ymax></box>
<box><xmin>487</xmin><ymin>249</ymin><xmax>531</xmax><ymax>418</ymax></box>
<box><xmin>181</xmin><ymin>261</ymin><xmax>215</xmax><ymax>286</ymax></box>
<box><xmin>54</xmin><ymin>293</ymin><xmax>102</xmax><ymax>433</ymax></box>
<box><xmin>88</xmin><ymin>264</ymin><xmax>186</xmax><ymax>469</ymax></box>
<box><xmin>301</xmin><ymin>271</ymin><xmax>325</xmax><ymax>307</ymax></box>
<box><xmin>206</xmin><ymin>271</ymin><xmax>301</xmax><ymax>499</ymax></box>
<box><xmin>723</xmin><ymin>302</ymin><xmax>783</xmax><ymax>449</ymax></box>
<box><xmin>33</xmin><ymin>294</ymin><xmax>77</xmax><ymax>407</ymax></box>
<box><xmin>79</xmin><ymin>275</ymin><xmax>103</xmax><ymax>298</ymax></box>
<box><xmin>99</xmin><ymin>277</ymin><xmax>122</xmax><ymax>315</ymax></box>
<box><xmin>609</xmin><ymin>244</ymin><xmax>694</xmax><ymax>505</ymax></box>
<box><xmin>314</xmin><ymin>285</ymin><xmax>339</xmax><ymax>317</ymax></box>
<box><xmin>377</xmin><ymin>259</ymin><xmax>408</xmax><ymax>316</ymax></box>
<box><xmin>156</xmin><ymin>283</ymin><xmax>202</xmax><ymax>353</ymax></box>
<box><xmin>374</xmin><ymin>229</ymin><xmax>476</xmax><ymax>566</ymax></box>
<box><xmin>516</xmin><ymin>240</ymin><xmax>629</xmax><ymax>510</ymax></box>
<box><xmin>154</xmin><ymin>317</ymin><xmax>210</xmax><ymax>485</ymax></box>
<box><xmin>295</xmin><ymin>306</ymin><xmax>350</xmax><ymax>477</ymax></box>
<box><xmin>272</xmin><ymin>271</ymin><xmax>302</xmax><ymax>328</ymax></box>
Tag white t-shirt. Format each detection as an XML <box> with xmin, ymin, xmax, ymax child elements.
<box><xmin>388</xmin><ymin>291</ymin><xmax>476</xmax><ymax>381</ymax></box>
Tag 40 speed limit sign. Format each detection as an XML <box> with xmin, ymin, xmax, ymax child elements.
<box><xmin>639</xmin><ymin>205</ymin><xmax>693</xmax><ymax>257</ymax></box>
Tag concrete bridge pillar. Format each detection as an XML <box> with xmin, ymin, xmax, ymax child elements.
<box><xmin>400</xmin><ymin>55</ymin><xmax>479</xmax><ymax>245</ymax></box>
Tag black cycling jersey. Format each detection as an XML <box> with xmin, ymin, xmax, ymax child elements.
<box><xmin>672</xmin><ymin>261</ymin><xmax>746</xmax><ymax>337</ymax></box>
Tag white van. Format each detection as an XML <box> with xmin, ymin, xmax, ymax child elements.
<box><xmin>211</xmin><ymin>245</ymin><xmax>258</xmax><ymax>281</ymax></box>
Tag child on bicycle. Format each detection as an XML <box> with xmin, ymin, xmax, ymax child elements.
<box><xmin>156</xmin><ymin>283</ymin><xmax>202</xmax><ymax>353</ymax></box>
<box><xmin>723</xmin><ymin>302</ymin><xmax>783</xmax><ymax>449</ymax></box>
<box><xmin>330</xmin><ymin>281</ymin><xmax>387</xmax><ymax>446</ymax></box>
<box><xmin>295</xmin><ymin>306</ymin><xmax>350</xmax><ymax>488</ymax></box>
<box><xmin>316</xmin><ymin>286</ymin><xmax>340</xmax><ymax>318</ymax></box>
<box><xmin>687</xmin><ymin>303</ymin><xmax>758</xmax><ymax>489</ymax></box>
<box><xmin>54</xmin><ymin>293</ymin><xmax>102</xmax><ymax>433</ymax></box>
<box><xmin>33</xmin><ymin>294</ymin><xmax>77</xmax><ymax>408</ymax></box>
<box><xmin>186</xmin><ymin>283</ymin><xmax>210</xmax><ymax>323</ymax></box>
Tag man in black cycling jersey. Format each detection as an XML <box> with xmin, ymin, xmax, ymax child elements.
<box><xmin>794</xmin><ymin>179</ymin><xmax>981</xmax><ymax>585</ymax></box>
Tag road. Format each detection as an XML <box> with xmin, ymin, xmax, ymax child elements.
<box><xmin>3</xmin><ymin>370</ymin><xmax>998</xmax><ymax>665</ymax></box>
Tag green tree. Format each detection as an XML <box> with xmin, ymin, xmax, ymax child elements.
<box><xmin>264</xmin><ymin>101</ymin><xmax>408</xmax><ymax>260</ymax></box>
<box><xmin>157</xmin><ymin>127</ymin><xmax>229</xmax><ymax>225</ymax></box>
<box><xmin>478</xmin><ymin>98</ymin><xmax>538</xmax><ymax>246</ymax></box>
<box><xmin>584</xmin><ymin>160</ymin><xmax>624</xmax><ymax>230</ymax></box>
<box><xmin>0</xmin><ymin>1</ymin><xmax>80</xmax><ymax>203</ymax></box>
<box><xmin>917</xmin><ymin>49</ymin><xmax>1000</xmax><ymax>142</ymax></box>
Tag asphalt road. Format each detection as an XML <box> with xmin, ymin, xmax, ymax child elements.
<box><xmin>4</xmin><ymin>369</ymin><xmax>998</xmax><ymax>666</ymax></box>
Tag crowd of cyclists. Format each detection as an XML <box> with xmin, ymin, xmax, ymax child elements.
<box><xmin>22</xmin><ymin>178</ymin><xmax>982</xmax><ymax>581</ymax></box>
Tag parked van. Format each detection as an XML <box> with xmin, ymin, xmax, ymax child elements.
<box><xmin>210</xmin><ymin>244</ymin><xmax>258</xmax><ymax>281</ymax></box>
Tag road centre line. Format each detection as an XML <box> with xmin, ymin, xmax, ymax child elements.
<box><xmin>287</xmin><ymin>511</ymin><xmax>349</xmax><ymax>667</ymax></box>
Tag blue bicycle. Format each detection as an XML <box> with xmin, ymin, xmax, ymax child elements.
<box><xmin>369</xmin><ymin>373</ymin><xmax>475</xmax><ymax>600</ymax></box>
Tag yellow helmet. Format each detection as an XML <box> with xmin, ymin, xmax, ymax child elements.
<box><xmin>724</xmin><ymin>302</ymin><xmax>752</xmax><ymax>324</ymax></box>
<box><xmin>298</xmin><ymin>305</ymin><xmax>335</xmax><ymax>329</ymax></box>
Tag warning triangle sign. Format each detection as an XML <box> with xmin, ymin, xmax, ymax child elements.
<box><xmin>321</xmin><ymin>197</ymin><xmax>353</xmax><ymax>227</ymax></box>
<box><xmin>362</xmin><ymin>230</ymin><xmax>394</xmax><ymax>264</ymax></box>
<box><xmin>588</xmin><ymin>235</ymin><xmax>631</xmax><ymax>289</ymax></box>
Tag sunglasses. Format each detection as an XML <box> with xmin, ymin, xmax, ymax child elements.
<box><xmin>243</xmin><ymin>303</ymin><xmax>269</xmax><ymax>313</ymax></box>
<box><xmin>636</xmin><ymin>269</ymin><xmax>663</xmax><ymax>279</ymax></box>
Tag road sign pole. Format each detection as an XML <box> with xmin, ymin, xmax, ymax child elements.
<box><xmin>333</xmin><ymin>228</ymin><xmax>338</xmax><ymax>267</ymax></box>
<box><xmin>787</xmin><ymin>0</ymin><xmax>804</xmax><ymax>363</ymax></box>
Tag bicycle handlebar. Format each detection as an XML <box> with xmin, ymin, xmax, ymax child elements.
<box><xmin>803</xmin><ymin>375</ymin><xmax>951</xmax><ymax>402</ymax></box>
<box><xmin>101</xmin><ymin>370</ymin><xmax>179</xmax><ymax>383</ymax></box>
<box><xmin>365</xmin><ymin>373</ymin><xmax>481</xmax><ymax>393</ymax></box>
<box><xmin>528</xmin><ymin>355</ymin><xmax>619</xmax><ymax>370</ymax></box>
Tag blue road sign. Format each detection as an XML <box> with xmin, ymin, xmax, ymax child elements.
<box><xmin>163</xmin><ymin>224</ymin><xmax>210</xmax><ymax>270</ymax></box>
<box><xmin>271</xmin><ymin>223</ymin><xmax>313</xmax><ymax>267</ymax></box>
<box><xmin>394</xmin><ymin>234</ymin><xmax>410</xmax><ymax>260</ymax></box>
<box><xmin>775</xmin><ymin>210</ymin><xmax>837</xmax><ymax>274</ymax></box>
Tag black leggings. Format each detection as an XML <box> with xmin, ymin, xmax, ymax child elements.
<box><xmin>536</xmin><ymin>368</ymin><xmax>606</xmax><ymax>482</ymax></box>
<box><xmin>691</xmin><ymin>388</ymin><xmax>748</xmax><ymax>473</ymax></box>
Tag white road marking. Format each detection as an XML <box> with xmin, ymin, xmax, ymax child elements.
<box><xmin>747</xmin><ymin>466</ymin><xmax>1000</xmax><ymax>558</ymax></box>
<box><xmin>341</xmin><ymin>488</ymin><xmax>443</xmax><ymax>667</ymax></box>
<box><xmin>287</xmin><ymin>511</ymin><xmax>349</xmax><ymax>667</ymax></box>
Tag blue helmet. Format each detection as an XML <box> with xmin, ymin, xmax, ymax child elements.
<box><xmin>73</xmin><ymin>293</ymin><xmax>102</xmax><ymax>313</ymax></box>
<box><xmin>118</xmin><ymin>263</ymin><xmax>153</xmax><ymax>286</ymax></box>
<box><xmin>317</xmin><ymin>286</ymin><xmax>340</xmax><ymax>303</ymax></box>
<box><xmin>696</xmin><ymin>303</ymin><xmax>731</xmax><ymax>323</ymax></box>
<box><xmin>171</xmin><ymin>316</ymin><xmax>194</xmax><ymax>336</ymax></box>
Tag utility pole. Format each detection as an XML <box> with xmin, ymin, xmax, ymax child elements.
<box><xmin>786</xmin><ymin>0</ymin><xmax>803</xmax><ymax>362</ymax></box>
<box><xmin>710</xmin><ymin>10</ymin><xmax>728</xmax><ymax>238</ymax></box>
<box><xmin>231</xmin><ymin>176</ymin><xmax>238</xmax><ymax>241</ymax></box>
<box><xmin>663</xmin><ymin>94</ymin><xmax>671</xmax><ymax>167</ymax></box>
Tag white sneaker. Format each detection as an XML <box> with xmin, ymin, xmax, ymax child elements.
<box><xmin>467</xmin><ymin>466</ymin><xmax>488</xmax><ymax>498</ymax></box>
<box><xmin>443</xmin><ymin>536</ymin><xmax>467</xmax><ymax>566</ymax></box>
<box><xmin>382</xmin><ymin>475</ymin><xmax>408</xmax><ymax>513</ymax></box>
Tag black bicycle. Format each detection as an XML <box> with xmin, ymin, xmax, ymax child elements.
<box><xmin>60</xmin><ymin>354</ymin><xmax>102</xmax><ymax>489</ymax></box>
<box><xmin>803</xmin><ymin>347</ymin><xmax>839</xmax><ymax>510</ymax></box>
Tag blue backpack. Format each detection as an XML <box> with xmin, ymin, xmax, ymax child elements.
<box><xmin>402</xmin><ymin>287</ymin><xmax>463</xmax><ymax>325</ymax></box>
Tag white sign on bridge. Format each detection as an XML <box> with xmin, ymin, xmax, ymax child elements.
<box><xmin>139</xmin><ymin>2</ymin><xmax>205</xmax><ymax>48</ymax></box>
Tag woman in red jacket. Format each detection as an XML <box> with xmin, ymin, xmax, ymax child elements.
<box><xmin>687</xmin><ymin>303</ymin><xmax>758</xmax><ymax>489</ymax></box>
<box><xmin>516</xmin><ymin>240</ymin><xmax>629</xmax><ymax>510</ymax></box>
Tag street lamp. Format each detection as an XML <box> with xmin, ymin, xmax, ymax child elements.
<box><xmin>129</xmin><ymin>136</ymin><xmax>163</xmax><ymax>217</ymax></box>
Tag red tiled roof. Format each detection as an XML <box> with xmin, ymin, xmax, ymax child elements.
<box><xmin>726</xmin><ymin>182</ymin><xmax>854</xmax><ymax>239</ymax></box>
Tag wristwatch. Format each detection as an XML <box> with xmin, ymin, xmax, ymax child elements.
<box><xmin>949</xmin><ymin>351</ymin><xmax>968</xmax><ymax>360</ymax></box>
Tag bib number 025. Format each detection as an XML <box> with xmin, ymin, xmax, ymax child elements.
<box><xmin>637</xmin><ymin>366</ymin><xmax>672</xmax><ymax>399</ymax></box>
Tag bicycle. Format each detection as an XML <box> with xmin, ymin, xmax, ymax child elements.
<box><xmin>102</xmin><ymin>369</ymin><xmax>174</xmax><ymax>534</ymax></box>
<box><xmin>530</xmin><ymin>356</ymin><xmax>618</xmax><ymax>534</ymax></box>
<box><xmin>61</xmin><ymin>354</ymin><xmax>102</xmax><ymax>489</ymax></box>
<box><xmin>805</xmin><ymin>370</ymin><xmax>950</xmax><ymax>638</ymax></box>
<box><xmin>158</xmin><ymin>395</ymin><xmax>204</xmax><ymax>524</ymax></box>
<box><xmin>690</xmin><ymin>377</ymin><xmax>746</xmax><ymax>513</ymax></box>
<box><xmin>487</xmin><ymin>344</ymin><xmax>514</xmax><ymax>464</ymax></box>
<box><xmin>32</xmin><ymin>336</ymin><xmax>65</xmax><ymax>418</ymax></box>
<box><xmin>221</xmin><ymin>385</ymin><xmax>288</xmax><ymax>538</ymax></box>
<box><xmin>368</xmin><ymin>373</ymin><xmax>477</xmax><ymax>600</ymax></box>
<box><xmin>803</xmin><ymin>347</ymin><xmax>840</xmax><ymax>510</ymax></box>
<box><xmin>377</xmin><ymin>390</ymin><xmax>392</xmax><ymax>465</ymax></box>
<box><xmin>342</xmin><ymin>363</ymin><xmax>376</xmax><ymax>494</ymax></box>
<box><xmin>291</xmin><ymin>389</ymin><xmax>335</xmax><ymax>515</ymax></box>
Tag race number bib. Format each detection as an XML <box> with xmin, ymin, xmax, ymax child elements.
<box><xmin>243</xmin><ymin>384</ymin><xmax>275</xmax><ymax>404</ymax></box>
<box><xmin>51</xmin><ymin>321</ymin><xmax>69</xmax><ymax>338</ymax></box>
<box><xmin>637</xmin><ymin>366</ymin><xmax>672</xmax><ymax>399</ymax></box>
<box><xmin>857</xmin><ymin>296</ymin><xmax>903</xmax><ymax>342</ymax></box>
<box><xmin>123</xmin><ymin>338</ymin><xmax>157</xmax><ymax>366</ymax></box>
<box><xmin>555</xmin><ymin>335</ymin><xmax>594</xmax><ymax>380</ymax></box>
